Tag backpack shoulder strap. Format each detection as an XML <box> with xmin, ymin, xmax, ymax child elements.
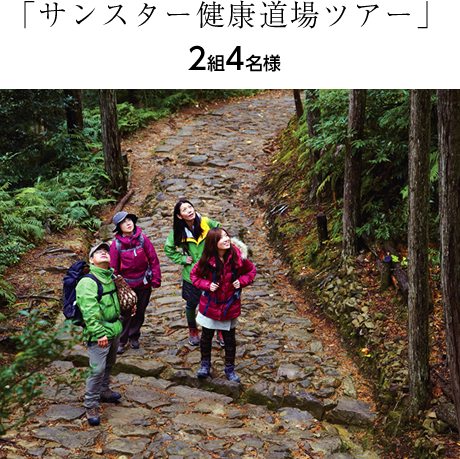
<box><xmin>82</xmin><ymin>273</ymin><xmax>104</xmax><ymax>302</ymax></box>
<box><xmin>233</xmin><ymin>267</ymin><xmax>241</xmax><ymax>295</ymax></box>
<box><xmin>116</xmin><ymin>239</ymin><xmax>121</xmax><ymax>271</ymax></box>
<box><xmin>209</xmin><ymin>265</ymin><xmax>217</xmax><ymax>284</ymax></box>
<box><xmin>116</xmin><ymin>235</ymin><xmax>145</xmax><ymax>268</ymax></box>
<box><xmin>232</xmin><ymin>264</ymin><xmax>238</xmax><ymax>283</ymax></box>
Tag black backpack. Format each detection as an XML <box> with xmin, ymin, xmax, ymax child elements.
<box><xmin>201</xmin><ymin>264</ymin><xmax>241</xmax><ymax>317</ymax></box>
<box><xmin>62</xmin><ymin>260</ymin><xmax>107</xmax><ymax>327</ymax></box>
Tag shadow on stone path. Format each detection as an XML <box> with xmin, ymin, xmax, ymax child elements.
<box><xmin>5</xmin><ymin>92</ymin><xmax>381</xmax><ymax>459</ymax></box>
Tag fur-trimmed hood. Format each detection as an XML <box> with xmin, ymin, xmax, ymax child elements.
<box><xmin>231</xmin><ymin>238</ymin><xmax>248</xmax><ymax>260</ymax></box>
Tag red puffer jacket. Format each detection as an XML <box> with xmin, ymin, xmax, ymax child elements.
<box><xmin>190</xmin><ymin>245</ymin><xmax>256</xmax><ymax>321</ymax></box>
<box><xmin>110</xmin><ymin>227</ymin><xmax>161</xmax><ymax>290</ymax></box>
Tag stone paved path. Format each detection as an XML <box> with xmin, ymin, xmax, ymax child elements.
<box><xmin>4</xmin><ymin>92</ymin><xmax>381</xmax><ymax>459</ymax></box>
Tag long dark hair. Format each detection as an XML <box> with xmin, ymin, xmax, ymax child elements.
<box><xmin>195</xmin><ymin>227</ymin><xmax>236</xmax><ymax>283</ymax></box>
<box><xmin>173</xmin><ymin>200</ymin><xmax>203</xmax><ymax>247</ymax></box>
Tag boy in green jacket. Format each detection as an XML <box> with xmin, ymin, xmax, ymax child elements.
<box><xmin>76</xmin><ymin>242</ymin><xmax>124</xmax><ymax>426</ymax></box>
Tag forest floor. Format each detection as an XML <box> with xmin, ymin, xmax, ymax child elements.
<box><xmin>0</xmin><ymin>90</ymin><xmax>460</xmax><ymax>459</ymax></box>
<box><xmin>255</xmin><ymin>116</ymin><xmax>460</xmax><ymax>458</ymax></box>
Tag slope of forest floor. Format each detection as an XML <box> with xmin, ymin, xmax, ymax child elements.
<box><xmin>257</xmin><ymin>118</ymin><xmax>460</xmax><ymax>459</ymax></box>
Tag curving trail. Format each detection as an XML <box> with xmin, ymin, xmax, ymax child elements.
<box><xmin>13</xmin><ymin>91</ymin><xmax>381</xmax><ymax>459</ymax></box>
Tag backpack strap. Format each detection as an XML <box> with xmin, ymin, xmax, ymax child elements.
<box><xmin>82</xmin><ymin>273</ymin><xmax>116</xmax><ymax>303</ymax></box>
<box><xmin>202</xmin><ymin>265</ymin><xmax>241</xmax><ymax>317</ymax></box>
<box><xmin>117</xmin><ymin>236</ymin><xmax>145</xmax><ymax>255</ymax></box>
<box><xmin>123</xmin><ymin>274</ymin><xmax>147</xmax><ymax>283</ymax></box>
<box><xmin>116</xmin><ymin>234</ymin><xmax>146</xmax><ymax>272</ymax></box>
<box><xmin>116</xmin><ymin>238</ymin><xmax>122</xmax><ymax>271</ymax></box>
<box><xmin>231</xmin><ymin>263</ymin><xmax>241</xmax><ymax>296</ymax></box>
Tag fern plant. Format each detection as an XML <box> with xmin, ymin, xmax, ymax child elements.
<box><xmin>116</xmin><ymin>102</ymin><xmax>170</xmax><ymax>136</ymax></box>
<box><xmin>293</xmin><ymin>89</ymin><xmax>439</xmax><ymax>242</ymax></box>
<box><xmin>0</xmin><ymin>276</ymin><xmax>17</xmax><ymax>305</ymax></box>
<box><xmin>400</xmin><ymin>150</ymin><xmax>439</xmax><ymax>201</ymax></box>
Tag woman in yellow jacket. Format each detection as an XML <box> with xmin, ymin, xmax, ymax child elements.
<box><xmin>164</xmin><ymin>199</ymin><xmax>220</xmax><ymax>345</ymax></box>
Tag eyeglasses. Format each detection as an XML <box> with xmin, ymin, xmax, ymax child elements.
<box><xmin>94</xmin><ymin>249</ymin><xmax>109</xmax><ymax>255</ymax></box>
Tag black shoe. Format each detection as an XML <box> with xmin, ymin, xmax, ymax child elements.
<box><xmin>117</xmin><ymin>345</ymin><xmax>124</xmax><ymax>355</ymax></box>
<box><xmin>100</xmin><ymin>389</ymin><xmax>121</xmax><ymax>403</ymax></box>
<box><xmin>86</xmin><ymin>407</ymin><xmax>100</xmax><ymax>426</ymax></box>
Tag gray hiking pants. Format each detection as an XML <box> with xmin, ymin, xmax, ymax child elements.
<box><xmin>85</xmin><ymin>335</ymin><xmax>120</xmax><ymax>409</ymax></box>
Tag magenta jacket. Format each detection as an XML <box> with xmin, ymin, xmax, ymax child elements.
<box><xmin>110</xmin><ymin>227</ymin><xmax>161</xmax><ymax>290</ymax></box>
<box><xmin>190</xmin><ymin>246</ymin><xmax>256</xmax><ymax>321</ymax></box>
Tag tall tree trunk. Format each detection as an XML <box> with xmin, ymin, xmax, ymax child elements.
<box><xmin>437</xmin><ymin>89</ymin><xmax>460</xmax><ymax>430</ymax></box>
<box><xmin>305</xmin><ymin>89</ymin><xmax>321</xmax><ymax>202</ymax></box>
<box><xmin>342</xmin><ymin>89</ymin><xmax>366</xmax><ymax>259</ymax></box>
<box><xmin>99</xmin><ymin>89</ymin><xmax>127</xmax><ymax>193</ymax></box>
<box><xmin>293</xmin><ymin>90</ymin><xmax>304</xmax><ymax>120</ymax></box>
<box><xmin>407</xmin><ymin>89</ymin><xmax>431</xmax><ymax>414</ymax></box>
<box><xmin>63</xmin><ymin>89</ymin><xmax>83</xmax><ymax>135</ymax></box>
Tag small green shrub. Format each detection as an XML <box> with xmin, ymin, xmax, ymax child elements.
<box><xmin>0</xmin><ymin>310</ymin><xmax>90</xmax><ymax>436</ymax></box>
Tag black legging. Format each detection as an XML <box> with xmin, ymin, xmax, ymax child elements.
<box><xmin>200</xmin><ymin>326</ymin><xmax>236</xmax><ymax>367</ymax></box>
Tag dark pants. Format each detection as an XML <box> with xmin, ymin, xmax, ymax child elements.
<box><xmin>85</xmin><ymin>335</ymin><xmax>120</xmax><ymax>408</ymax></box>
<box><xmin>119</xmin><ymin>286</ymin><xmax>152</xmax><ymax>346</ymax></box>
<box><xmin>183</xmin><ymin>280</ymin><xmax>201</xmax><ymax>329</ymax></box>
<box><xmin>186</xmin><ymin>301</ymin><xmax>199</xmax><ymax>329</ymax></box>
<box><xmin>200</xmin><ymin>326</ymin><xmax>237</xmax><ymax>367</ymax></box>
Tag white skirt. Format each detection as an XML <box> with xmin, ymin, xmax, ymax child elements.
<box><xmin>196</xmin><ymin>311</ymin><xmax>238</xmax><ymax>331</ymax></box>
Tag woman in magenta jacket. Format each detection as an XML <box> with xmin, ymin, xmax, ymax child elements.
<box><xmin>190</xmin><ymin>227</ymin><xmax>256</xmax><ymax>382</ymax></box>
<box><xmin>110</xmin><ymin>211</ymin><xmax>161</xmax><ymax>354</ymax></box>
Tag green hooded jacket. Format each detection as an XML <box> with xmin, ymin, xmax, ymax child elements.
<box><xmin>164</xmin><ymin>216</ymin><xmax>220</xmax><ymax>283</ymax></box>
<box><xmin>75</xmin><ymin>264</ymin><xmax>122</xmax><ymax>342</ymax></box>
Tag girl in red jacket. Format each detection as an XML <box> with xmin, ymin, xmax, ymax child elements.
<box><xmin>190</xmin><ymin>227</ymin><xmax>256</xmax><ymax>382</ymax></box>
<box><xmin>110</xmin><ymin>211</ymin><xmax>161</xmax><ymax>354</ymax></box>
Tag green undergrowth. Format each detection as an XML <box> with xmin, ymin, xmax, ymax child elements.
<box><xmin>261</xmin><ymin>114</ymin><xmax>447</xmax><ymax>458</ymax></box>
<box><xmin>263</xmin><ymin>118</ymin><xmax>343</xmax><ymax>280</ymax></box>
<box><xmin>0</xmin><ymin>90</ymin><xmax>264</xmax><ymax>307</ymax></box>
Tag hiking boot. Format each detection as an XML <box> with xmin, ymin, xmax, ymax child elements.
<box><xmin>197</xmin><ymin>360</ymin><xmax>211</xmax><ymax>379</ymax></box>
<box><xmin>188</xmin><ymin>328</ymin><xmax>200</xmax><ymax>346</ymax></box>
<box><xmin>117</xmin><ymin>344</ymin><xmax>124</xmax><ymax>355</ymax></box>
<box><xmin>100</xmin><ymin>389</ymin><xmax>121</xmax><ymax>403</ymax></box>
<box><xmin>86</xmin><ymin>407</ymin><xmax>100</xmax><ymax>426</ymax></box>
<box><xmin>130</xmin><ymin>340</ymin><xmax>140</xmax><ymax>349</ymax></box>
<box><xmin>225</xmin><ymin>365</ymin><xmax>240</xmax><ymax>383</ymax></box>
<box><xmin>216</xmin><ymin>330</ymin><xmax>225</xmax><ymax>347</ymax></box>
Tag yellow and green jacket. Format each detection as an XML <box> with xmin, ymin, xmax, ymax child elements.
<box><xmin>164</xmin><ymin>216</ymin><xmax>220</xmax><ymax>283</ymax></box>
